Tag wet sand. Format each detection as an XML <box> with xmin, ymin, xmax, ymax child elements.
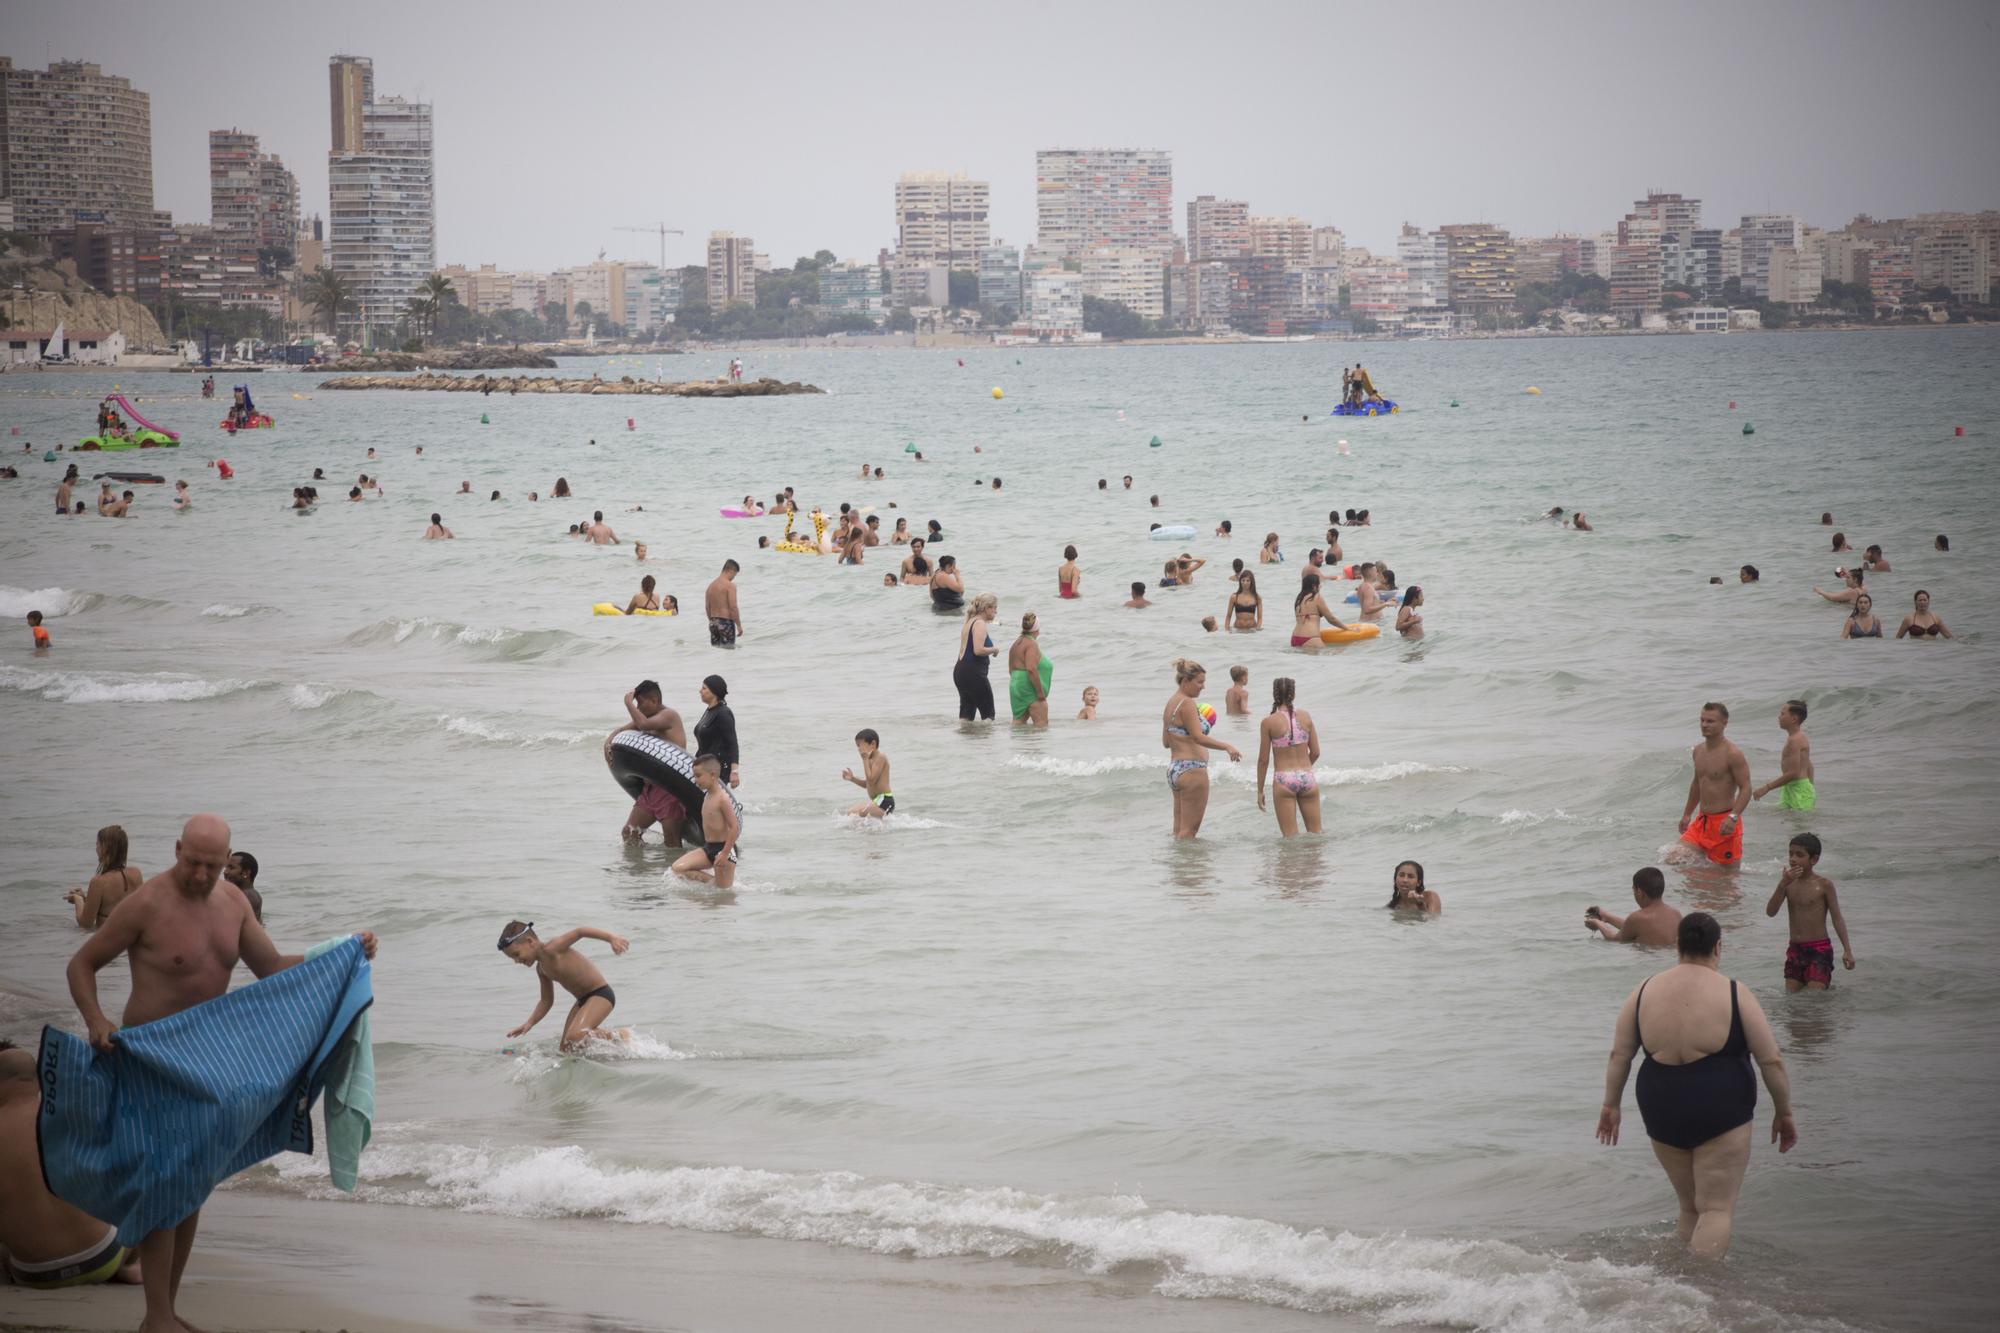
<box><xmin>0</xmin><ymin>1191</ymin><xmax>1361</xmax><ymax>1332</ymax></box>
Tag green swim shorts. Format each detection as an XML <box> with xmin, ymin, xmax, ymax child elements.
<box><xmin>1778</xmin><ymin>778</ymin><xmax>1816</xmax><ymax>811</ymax></box>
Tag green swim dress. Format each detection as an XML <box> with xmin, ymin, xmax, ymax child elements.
<box><xmin>1778</xmin><ymin>778</ymin><xmax>1816</xmax><ymax>811</ymax></box>
<box><xmin>1009</xmin><ymin>655</ymin><xmax>1054</xmax><ymax>720</ymax></box>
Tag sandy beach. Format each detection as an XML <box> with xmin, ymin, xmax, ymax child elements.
<box><xmin>0</xmin><ymin>1190</ymin><xmax>1358</xmax><ymax>1333</ymax></box>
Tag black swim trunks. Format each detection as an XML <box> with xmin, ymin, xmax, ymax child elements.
<box><xmin>875</xmin><ymin>794</ymin><xmax>896</xmax><ymax>815</ymax></box>
<box><xmin>703</xmin><ymin>841</ymin><xmax>727</xmax><ymax>863</ymax></box>
<box><xmin>577</xmin><ymin>984</ymin><xmax>615</xmax><ymax>1007</ymax></box>
<box><xmin>708</xmin><ymin>616</ymin><xmax>738</xmax><ymax>648</ymax></box>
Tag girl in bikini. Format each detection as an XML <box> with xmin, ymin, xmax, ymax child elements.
<box><xmin>1895</xmin><ymin>589</ymin><xmax>1952</xmax><ymax>639</ymax></box>
<box><xmin>1162</xmin><ymin>659</ymin><xmax>1240</xmax><ymax>840</ymax></box>
<box><xmin>1289</xmin><ymin>571</ymin><xmax>1353</xmax><ymax>647</ymax></box>
<box><xmin>1255</xmin><ymin>678</ymin><xmax>1321</xmax><ymax>836</ymax></box>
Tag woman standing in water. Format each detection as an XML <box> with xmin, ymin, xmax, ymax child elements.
<box><xmin>1007</xmin><ymin>611</ymin><xmax>1051</xmax><ymax>726</ymax></box>
<box><xmin>1057</xmin><ymin>545</ymin><xmax>1081</xmax><ymax>599</ymax></box>
<box><xmin>929</xmin><ymin>554</ymin><xmax>965</xmax><ymax>609</ymax></box>
<box><xmin>64</xmin><ymin>825</ymin><xmax>143</xmax><ymax>929</ymax></box>
<box><xmin>1840</xmin><ymin>592</ymin><xmax>1884</xmax><ymax>638</ymax></box>
<box><xmin>953</xmin><ymin>593</ymin><xmax>1000</xmax><ymax>720</ymax></box>
<box><xmin>1396</xmin><ymin>585</ymin><xmax>1425</xmax><ymax>637</ymax></box>
<box><xmin>1255</xmin><ymin>678</ymin><xmax>1321</xmax><ymax>836</ymax></box>
<box><xmin>1289</xmin><ymin>571</ymin><xmax>1352</xmax><ymax>647</ymax></box>
<box><xmin>693</xmin><ymin>675</ymin><xmax>740</xmax><ymax>787</ymax></box>
<box><xmin>1226</xmin><ymin>570</ymin><xmax>1263</xmax><ymax>631</ymax></box>
<box><xmin>1896</xmin><ymin>589</ymin><xmax>1953</xmax><ymax>639</ymax></box>
<box><xmin>1596</xmin><ymin>913</ymin><xmax>1796</xmax><ymax>1259</ymax></box>
<box><xmin>1162</xmin><ymin>659</ymin><xmax>1241</xmax><ymax>839</ymax></box>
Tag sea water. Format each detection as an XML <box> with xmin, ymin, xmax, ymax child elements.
<box><xmin>2</xmin><ymin>330</ymin><xmax>1997</xmax><ymax>1330</ymax></box>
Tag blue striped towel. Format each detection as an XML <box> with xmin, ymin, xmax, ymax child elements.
<box><xmin>37</xmin><ymin>935</ymin><xmax>374</xmax><ymax>1246</ymax></box>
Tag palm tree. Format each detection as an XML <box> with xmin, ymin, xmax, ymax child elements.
<box><xmin>305</xmin><ymin>267</ymin><xmax>352</xmax><ymax>335</ymax></box>
<box><xmin>420</xmin><ymin>273</ymin><xmax>457</xmax><ymax>344</ymax></box>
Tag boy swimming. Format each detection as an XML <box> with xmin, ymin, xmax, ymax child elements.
<box><xmin>498</xmin><ymin>920</ymin><xmax>631</xmax><ymax>1051</ymax></box>
<box><xmin>670</xmin><ymin>754</ymin><xmax>739</xmax><ymax>888</ymax></box>
<box><xmin>1764</xmin><ymin>833</ymin><xmax>1854</xmax><ymax>990</ymax></box>
<box><xmin>27</xmin><ymin>610</ymin><xmax>50</xmax><ymax>651</ymax></box>
<box><xmin>841</xmin><ymin>728</ymin><xmax>895</xmax><ymax>818</ymax></box>
<box><xmin>1225</xmin><ymin>666</ymin><xmax>1249</xmax><ymax>715</ymax></box>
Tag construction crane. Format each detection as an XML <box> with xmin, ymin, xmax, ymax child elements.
<box><xmin>614</xmin><ymin>223</ymin><xmax>686</xmax><ymax>269</ymax></box>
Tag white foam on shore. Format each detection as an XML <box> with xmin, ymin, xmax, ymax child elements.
<box><xmin>0</xmin><ymin>665</ymin><xmax>258</xmax><ymax>704</ymax></box>
<box><xmin>253</xmin><ymin>1140</ymin><xmax>1813</xmax><ymax>1331</ymax></box>
<box><xmin>1497</xmin><ymin>808</ymin><xmax>1576</xmax><ymax>826</ymax></box>
<box><xmin>1009</xmin><ymin>755</ymin><xmax>1464</xmax><ymax>787</ymax></box>
<box><xmin>0</xmin><ymin>585</ymin><xmax>97</xmax><ymax>618</ymax></box>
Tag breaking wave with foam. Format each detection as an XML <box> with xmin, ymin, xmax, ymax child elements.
<box><xmin>248</xmin><ymin>1139</ymin><xmax>1830</xmax><ymax>1332</ymax></box>
<box><xmin>0</xmin><ymin>584</ymin><xmax>99</xmax><ymax>618</ymax></box>
<box><xmin>0</xmin><ymin>664</ymin><xmax>259</xmax><ymax>705</ymax></box>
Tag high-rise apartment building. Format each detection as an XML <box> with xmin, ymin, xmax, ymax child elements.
<box><xmin>894</xmin><ymin>172</ymin><xmax>990</xmax><ymax>269</ymax></box>
<box><xmin>327</xmin><ymin>55</ymin><xmax>435</xmax><ymax>336</ymax></box>
<box><xmin>1439</xmin><ymin>223</ymin><xmax>1516</xmax><ymax>313</ymax></box>
<box><xmin>0</xmin><ymin>59</ymin><xmax>155</xmax><ymax>233</ymax></box>
<box><xmin>623</xmin><ymin>264</ymin><xmax>682</xmax><ymax>332</ymax></box>
<box><xmin>1025</xmin><ymin>268</ymin><xmax>1084</xmax><ymax>336</ymax></box>
<box><xmin>1036</xmin><ymin>149</ymin><xmax>1173</xmax><ymax>261</ymax></box>
<box><xmin>1737</xmin><ymin>214</ymin><xmax>1800</xmax><ymax>298</ymax></box>
<box><xmin>1397</xmin><ymin>226</ymin><xmax>1449</xmax><ymax>312</ymax></box>
<box><xmin>1249</xmin><ymin>216</ymin><xmax>1313</xmax><ymax>272</ymax></box>
<box><xmin>1630</xmin><ymin>190</ymin><xmax>1701</xmax><ymax>243</ymax></box>
<box><xmin>209</xmin><ymin>130</ymin><xmax>299</xmax><ymax>258</ymax></box>
<box><xmin>707</xmin><ymin>231</ymin><xmax>756</xmax><ymax>310</ymax></box>
<box><xmin>1610</xmin><ymin>216</ymin><xmax>1663</xmax><ymax>323</ymax></box>
<box><xmin>1767</xmin><ymin>245</ymin><xmax>1823</xmax><ymax>305</ymax></box>
<box><xmin>1081</xmin><ymin>248</ymin><xmax>1165</xmax><ymax>320</ymax></box>
<box><xmin>817</xmin><ymin>262</ymin><xmax>888</xmax><ymax>324</ymax></box>
<box><xmin>1913</xmin><ymin>232</ymin><xmax>1990</xmax><ymax>303</ymax></box>
<box><xmin>1186</xmin><ymin>196</ymin><xmax>1249</xmax><ymax>261</ymax></box>
<box><xmin>978</xmin><ymin>242</ymin><xmax>1022</xmax><ymax>312</ymax></box>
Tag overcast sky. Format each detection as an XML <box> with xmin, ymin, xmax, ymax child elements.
<box><xmin>8</xmin><ymin>0</ymin><xmax>1997</xmax><ymax>271</ymax></box>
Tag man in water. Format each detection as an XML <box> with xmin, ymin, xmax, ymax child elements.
<box><xmin>705</xmin><ymin>559</ymin><xmax>743</xmax><ymax>648</ymax></box>
<box><xmin>586</xmin><ymin>511</ymin><xmax>619</xmax><ymax>545</ymax></box>
<box><xmin>223</xmin><ymin>850</ymin><xmax>263</xmax><ymax>923</ymax></box>
<box><xmin>64</xmin><ymin>814</ymin><xmax>377</xmax><ymax>1333</ymax></box>
<box><xmin>1752</xmin><ymin>700</ymin><xmax>1814</xmax><ymax>811</ymax></box>
<box><xmin>1585</xmin><ymin>867</ymin><xmax>1682</xmax><ymax>945</ymax></box>
<box><xmin>0</xmin><ymin>1041</ymin><xmax>143</xmax><ymax>1290</ymax></box>
<box><xmin>1675</xmin><ymin>703</ymin><xmax>1751</xmax><ymax>866</ymax></box>
<box><xmin>612</xmin><ymin>680</ymin><xmax>690</xmax><ymax>844</ymax></box>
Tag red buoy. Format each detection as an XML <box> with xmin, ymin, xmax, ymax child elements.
<box><xmin>626</xmin><ymin>417</ymin><xmax>635</xmax><ymax>431</ymax></box>
<box><xmin>1728</xmin><ymin>401</ymin><xmax>1737</xmax><ymax>409</ymax></box>
<box><xmin>1956</xmin><ymin>426</ymin><xmax>1966</xmax><ymax>436</ymax></box>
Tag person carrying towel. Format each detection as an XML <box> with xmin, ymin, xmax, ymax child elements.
<box><xmin>57</xmin><ymin>813</ymin><xmax>378</xmax><ymax>1333</ymax></box>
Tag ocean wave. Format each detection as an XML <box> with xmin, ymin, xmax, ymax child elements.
<box><xmin>835</xmin><ymin>811</ymin><xmax>949</xmax><ymax>830</ymax></box>
<box><xmin>287</xmin><ymin>683</ymin><xmax>351</xmax><ymax>710</ymax></box>
<box><xmin>200</xmin><ymin>603</ymin><xmax>270</xmax><ymax>619</ymax></box>
<box><xmin>0</xmin><ymin>584</ymin><xmax>99</xmax><ymax>618</ymax></box>
<box><xmin>436</xmin><ymin>714</ymin><xmax>597</xmax><ymax>747</ymax></box>
<box><xmin>250</xmin><ymin>1140</ymin><xmax>1809</xmax><ymax>1331</ymax></box>
<box><xmin>1007</xmin><ymin>754</ymin><xmax>1165</xmax><ymax>777</ymax></box>
<box><xmin>1496</xmin><ymin>808</ymin><xmax>1578</xmax><ymax>826</ymax></box>
<box><xmin>1008</xmin><ymin>755</ymin><xmax>1465</xmax><ymax>787</ymax></box>
<box><xmin>345</xmin><ymin>617</ymin><xmax>595</xmax><ymax>662</ymax></box>
<box><xmin>0</xmin><ymin>665</ymin><xmax>259</xmax><ymax>705</ymax></box>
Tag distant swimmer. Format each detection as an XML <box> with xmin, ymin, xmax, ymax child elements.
<box><xmin>1739</xmin><ymin>565</ymin><xmax>1760</xmax><ymax>583</ymax></box>
<box><xmin>1571</xmin><ymin>512</ymin><xmax>1593</xmax><ymax>532</ymax></box>
<box><xmin>586</xmin><ymin>511</ymin><xmax>620</xmax><ymax>545</ymax></box>
<box><xmin>670</xmin><ymin>754</ymin><xmax>740</xmax><ymax>888</ymax></box>
<box><xmin>423</xmin><ymin>513</ymin><xmax>454</xmax><ymax>540</ymax></box>
<box><xmin>1862</xmin><ymin>544</ymin><xmax>1890</xmax><ymax>572</ymax></box>
<box><xmin>552</xmin><ymin>477</ymin><xmax>572</xmax><ymax>498</ymax></box>
<box><xmin>498</xmin><ymin>920</ymin><xmax>631</xmax><ymax>1052</ymax></box>
<box><xmin>1751</xmin><ymin>700</ymin><xmax>1815</xmax><ymax>810</ymax></box>
<box><xmin>1259</xmin><ymin>532</ymin><xmax>1283</xmax><ymax>564</ymax></box>
<box><xmin>1813</xmin><ymin>568</ymin><xmax>1866</xmax><ymax>606</ymax></box>
<box><xmin>929</xmin><ymin>554</ymin><xmax>964</xmax><ymax>608</ymax></box>
<box><xmin>633</xmin><ymin>542</ymin><xmax>650</xmax><ymax>562</ymax></box>
<box><xmin>1163</xmin><ymin>658</ymin><xmax>1241</xmax><ymax>840</ymax></box>
<box><xmin>705</xmin><ymin>559</ymin><xmax>743</xmax><ymax>647</ymax></box>
<box><xmin>890</xmin><ymin>518</ymin><xmax>910</xmax><ymax>543</ymax></box>
<box><xmin>841</xmin><ymin>727</ymin><xmax>895</xmax><ymax>818</ymax></box>
<box><xmin>1895</xmin><ymin>589</ymin><xmax>1952</xmax><ymax>639</ymax></box>
<box><xmin>1596</xmin><ymin>912</ymin><xmax>1796</xmax><ymax>1259</ymax></box>
<box><xmin>1255</xmin><ymin>677</ymin><xmax>1321</xmax><ymax>836</ymax></box>
<box><xmin>1058</xmin><ymin>545</ymin><xmax>1081</xmax><ymax>599</ymax></box>
<box><xmin>1674</xmin><ymin>703</ymin><xmax>1750</xmax><ymax>867</ymax></box>
<box><xmin>1764</xmin><ymin>833</ymin><xmax>1854</xmax><ymax>990</ymax></box>
<box><xmin>1829</xmin><ymin>531</ymin><xmax>1853</xmax><ymax>554</ymax></box>
<box><xmin>1225</xmin><ymin>665</ymin><xmax>1250</xmax><ymax>715</ymax></box>
<box><xmin>900</xmin><ymin>537</ymin><xmax>931</xmax><ymax>585</ymax></box>
<box><xmin>1840</xmin><ymin>592</ymin><xmax>1883</xmax><ymax>639</ymax></box>
<box><xmin>1386</xmin><ymin>860</ymin><xmax>1441</xmax><ymax>913</ymax></box>
<box><xmin>1077</xmin><ymin>685</ymin><xmax>1100</xmax><ymax>720</ymax></box>
<box><xmin>1124</xmin><ymin>582</ymin><xmax>1152</xmax><ymax>609</ymax></box>
<box><xmin>173</xmin><ymin>480</ymin><xmax>191</xmax><ymax>510</ymax></box>
<box><xmin>63</xmin><ymin>824</ymin><xmax>142</xmax><ymax>930</ymax></box>
<box><xmin>26</xmin><ymin>609</ymin><xmax>50</xmax><ymax>653</ymax></box>
<box><xmin>1586</xmin><ymin>867</ymin><xmax>1681</xmax><ymax>945</ymax></box>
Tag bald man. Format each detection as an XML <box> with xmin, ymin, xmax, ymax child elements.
<box><xmin>65</xmin><ymin>813</ymin><xmax>377</xmax><ymax>1333</ymax></box>
<box><xmin>0</xmin><ymin>1040</ymin><xmax>142</xmax><ymax>1290</ymax></box>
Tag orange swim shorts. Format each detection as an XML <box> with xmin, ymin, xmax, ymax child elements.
<box><xmin>1680</xmin><ymin>811</ymin><xmax>1742</xmax><ymax>865</ymax></box>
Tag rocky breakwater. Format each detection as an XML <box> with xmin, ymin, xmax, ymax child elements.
<box><xmin>316</xmin><ymin>373</ymin><xmax>824</xmax><ymax>398</ymax></box>
<box><xmin>330</xmin><ymin>348</ymin><xmax>558</xmax><ymax>372</ymax></box>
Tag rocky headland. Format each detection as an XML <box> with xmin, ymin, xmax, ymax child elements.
<box><xmin>317</xmin><ymin>373</ymin><xmax>823</xmax><ymax>397</ymax></box>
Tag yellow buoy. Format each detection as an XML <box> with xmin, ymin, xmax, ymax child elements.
<box><xmin>1525</xmin><ymin>386</ymin><xmax>1542</xmax><ymax>395</ymax></box>
<box><xmin>991</xmin><ymin>386</ymin><xmax>1004</xmax><ymax>399</ymax></box>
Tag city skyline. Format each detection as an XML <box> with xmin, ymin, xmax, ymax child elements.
<box><xmin>5</xmin><ymin>0</ymin><xmax>1997</xmax><ymax>273</ymax></box>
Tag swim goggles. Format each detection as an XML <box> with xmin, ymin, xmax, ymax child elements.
<box><xmin>497</xmin><ymin>921</ymin><xmax>535</xmax><ymax>949</ymax></box>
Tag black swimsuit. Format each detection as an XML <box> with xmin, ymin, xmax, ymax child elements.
<box><xmin>1634</xmin><ymin>978</ymin><xmax>1756</xmax><ymax>1150</ymax></box>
